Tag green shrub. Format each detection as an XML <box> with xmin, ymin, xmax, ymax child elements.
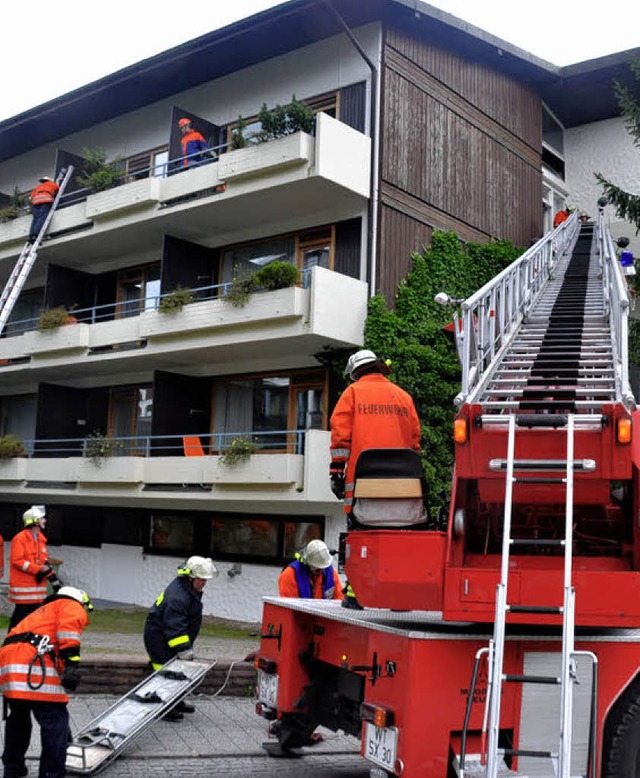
<box><xmin>0</xmin><ymin>434</ymin><xmax>27</xmax><ymax>459</ymax></box>
<box><xmin>37</xmin><ymin>307</ymin><xmax>72</xmax><ymax>332</ymax></box>
<box><xmin>0</xmin><ymin>205</ymin><xmax>22</xmax><ymax>223</ymax></box>
<box><xmin>83</xmin><ymin>431</ymin><xmax>124</xmax><ymax>467</ymax></box>
<box><xmin>158</xmin><ymin>286</ymin><xmax>195</xmax><ymax>313</ymax></box>
<box><xmin>224</xmin><ymin>276</ymin><xmax>257</xmax><ymax>308</ymax></box>
<box><xmin>77</xmin><ymin>148</ymin><xmax>124</xmax><ymax>193</ymax></box>
<box><xmin>220</xmin><ymin>436</ymin><xmax>259</xmax><ymax>466</ymax></box>
<box><xmin>254</xmin><ymin>261</ymin><xmax>299</xmax><ymax>290</ymax></box>
<box><xmin>230</xmin><ymin>115</ymin><xmax>248</xmax><ymax>150</ymax></box>
<box><xmin>255</xmin><ymin>96</ymin><xmax>316</xmax><ymax>143</ymax></box>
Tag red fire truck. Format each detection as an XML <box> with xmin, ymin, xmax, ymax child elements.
<box><xmin>255</xmin><ymin>207</ymin><xmax>640</xmax><ymax>777</ymax></box>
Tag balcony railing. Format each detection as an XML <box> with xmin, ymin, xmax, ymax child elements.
<box><xmin>4</xmin><ymin>268</ymin><xmax>314</xmax><ymax>337</ymax></box>
<box><xmin>23</xmin><ymin>429</ymin><xmax>308</xmax><ymax>458</ymax></box>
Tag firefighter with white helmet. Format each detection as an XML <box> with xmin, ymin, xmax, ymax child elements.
<box><xmin>278</xmin><ymin>540</ymin><xmax>343</xmax><ymax>600</ymax></box>
<box><xmin>143</xmin><ymin>555</ymin><xmax>218</xmax><ymax>721</ymax></box>
<box><xmin>8</xmin><ymin>506</ymin><xmax>57</xmax><ymax>629</ymax></box>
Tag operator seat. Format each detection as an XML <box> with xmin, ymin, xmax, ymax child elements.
<box><xmin>349</xmin><ymin>448</ymin><xmax>429</xmax><ymax>529</ymax></box>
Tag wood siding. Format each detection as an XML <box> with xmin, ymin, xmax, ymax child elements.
<box><xmin>378</xmin><ymin>24</ymin><xmax>543</xmax><ymax>299</ymax></box>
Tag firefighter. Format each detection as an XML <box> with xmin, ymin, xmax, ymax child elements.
<box><xmin>0</xmin><ymin>585</ymin><xmax>92</xmax><ymax>778</ymax></box>
<box><xmin>8</xmin><ymin>506</ymin><xmax>59</xmax><ymax>630</ymax></box>
<box><xmin>278</xmin><ymin>539</ymin><xmax>344</xmax><ymax>600</ymax></box>
<box><xmin>144</xmin><ymin>555</ymin><xmax>217</xmax><ymax>721</ymax></box>
<box><xmin>28</xmin><ymin>176</ymin><xmax>60</xmax><ymax>243</ymax></box>
<box><xmin>178</xmin><ymin>118</ymin><xmax>208</xmax><ymax>168</ymax></box>
<box><xmin>330</xmin><ymin>349</ymin><xmax>421</xmax><ymax>516</ymax></box>
<box><xmin>553</xmin><ymin>205</ymin><xmax>573</xmax><ymax>228</ymax></box>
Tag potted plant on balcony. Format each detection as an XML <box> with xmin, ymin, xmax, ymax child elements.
<box><xmin>158</xmin><ymin>285</ymin><xmax>195</xmax><ymax>313</ymax></box>
<box><xmin>0</xmin><ymin>187</ymin><xmax>29</xmax><ymax>223</ymax></box>
<box><xmin>37</xmin><ymin>306</ymin><xmax>77</xmax><ymax>332</ymax></box>
<box><xmin>77</xmin><ymin>147</ymin><xmax>124</xmax><ymax>193</ymax></box>
<box><xmin>256</xmin><ymin>96</ymin><xmax>315</xmax><ymax>142</ymax></box>
<box><xmin>223</xmin><ymin>261</ymin><xmax>299</xmax><ymax>308</ymax></box>
<box><xmin>0</xmin><ymin>434</ymin><xmax>27</xmax><ymax>459</ymax></box>
<box><xmin>83</xmin><ymin>430</ymin><xmax>124</xmax><ymax>467</ymax></box>
<box><xmin>220</xmin><ymin>436</ymin><xmax>259</xmax><ymax>466</ymax></box>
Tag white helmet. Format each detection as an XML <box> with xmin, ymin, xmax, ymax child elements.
<box><xmin>182</xmin><ymin>556</ymin><xmax>218</xmax><ymax>579</ymax></box>
<box><xmin>23</xmin><ymin>505</ymin><xmax>46</xmax><ymax>526</ymax></box>
<box><xmin>344</xmin><ymin>349</ymin><xmax>390</xmax><ymax>381</ymax></box>
<box><xmin>58</xmin><ymin>586</ymin><xmax>94</xmax><ymax>611</ymax></box>
<box><xmin>304</xmin><ymin>540</ymin><xmax>332</xmax><ymax>569</ymax></box>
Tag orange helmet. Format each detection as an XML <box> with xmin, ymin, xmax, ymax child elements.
<box><xmin>178</xmin><ymin>118</ymin><xmax>191</xmax><ymax>128</ymax></box>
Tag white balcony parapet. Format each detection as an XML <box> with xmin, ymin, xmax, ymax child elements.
<box><xmin>218</xmin><ymin>131</ymin><xmax>314</xmax><ymax>182</ymax></box>
<box><xmin>86</xmin><ymin>177</ymin><xmax>161</xmax><ymax>220</ymax></box>
<box><xmin>314</xmin><ymin>112</ymin><xmax>371</xmax><ymax>198</ymax></box>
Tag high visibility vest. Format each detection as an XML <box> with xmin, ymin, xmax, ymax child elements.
<box><xmin>0</xmin><ymin>597</ymin><xmax>88</xmax><ymax>703</ymax></box>
<box><xmin>278</xmin><ymin>563</ymin><xmax>343</xmax><ymax>599</ymax></box>
<box><xmin>9</xmin><ymin>528</ymin><xmax>48</xmax><ymax>604</ymax></box>
<box><xmin>180</xmin><ymin>130</ymin><xmax>207</xmax><ymax>166</ymax></box>
<box><xmin>330</xmin><ymin>374</ymin><xmax>421</xmax><ymax>514</ymax></box>
<box><xmin>30</xmin><ymin>181</ymin><xmax>59</xmax><ymax>205</ymax></box>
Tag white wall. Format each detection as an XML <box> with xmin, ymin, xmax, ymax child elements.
<box><xmin>565</xmin><ymin>116</ymin><xmax>640</xmax><ymax>254</ymax></box>
<box><xmin>0</xmin><ymin>23</ymin><xmax>381</xmax><ymax>196</ymax></box>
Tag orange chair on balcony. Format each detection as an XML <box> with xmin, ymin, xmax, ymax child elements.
<box><xmin>183</xmin><ymin>436</ymin><xmax>205</xmax><ymax>456</ymax></box>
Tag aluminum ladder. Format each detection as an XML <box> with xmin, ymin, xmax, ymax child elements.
<box><xmin>66</xmin><ymin>656</ymin><xmax>215</xmax><ymax>775</ymax></box>
<box><xmin>0</xmin><ymin>166</ymin><xmax>74</xmax><ymax>336</ymax></box>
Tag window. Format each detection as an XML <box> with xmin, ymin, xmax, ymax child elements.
<box><xmin>108</xmin><ymin>385</ymin><xmax>153</xmax><ymax>455</ymax></box>
<box><xmin>220</xmin><ymin>227</ymin><xmax>334</xmax><ymax>285</ymax></box>
<box><xmin>149</xmin><ymin>515</ymin><xmax>194</xmax><ymax>555</ymax></box>
<box><xmin>6</xmin><ymin>288</ymin><xmax>44</xmax><ymax>335</ymax></box>
<box><xmin>116</xmin><ymin>263</ymin><xmax>161</xmax><ymax>318</ymax></box>
<box><xmin>0</xmin><ymin>395</ymin><xmax>37</xmax><ymax>455</ymax></box>
<box><xmin>213</xmin><ymin>369</ymin><xmax>326</xmax><ymax>452</ymax></box>
<box><xmin>124</xmin><ymin>146</ymin><xmax>169</xmax><ymax>182</ymax></box>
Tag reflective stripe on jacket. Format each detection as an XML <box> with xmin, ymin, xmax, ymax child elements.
<box><xmin>330</xmin><ymin>374</ymin><xmax>421</xmax><ymax>514</ymax></box>
<box><xmin>30</xmin><ymin>181</ymin><xmax>59</xmax><ymax>205</ymax></box>
<box><xmin>180</xmin><ymin>131</ymin><xmax>207</xmax><ymax>166</ymax></box>
<box><xmin>143</xmin><ymin>576</ymin><xmax>202</xmax><ymax>665</ymax></box>
<box><xmin>278</xmin><ymin>563</ymin><xmax>344</xmax><ymax>600</ymax></box>
<box><xmin>0</xmin><ymin>596</ymin><xmax>88</xmax><ymax>703</ymax></box>
<box><xmin>9</xmin><ymin>528</ymin><xmax>48</xmax><ymax>604</ymax></box>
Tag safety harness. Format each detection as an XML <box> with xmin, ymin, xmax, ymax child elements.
<box><xmin>3</xmin><ymin>631</ymin><xmax>54</xmax><ymax>690</ymax></box>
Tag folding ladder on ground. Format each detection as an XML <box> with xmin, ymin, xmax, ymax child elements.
<box><xmin>66</xmin><ymin>656</ymin><xmax>215</xmax><ymax>775</ymax></box>
<box><xmin>0</xmin><ymin>165</ymin><xmax>74</xmax><ymax>336</ymax></box>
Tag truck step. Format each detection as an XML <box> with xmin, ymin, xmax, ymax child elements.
<box><xmin>503</xmin><ymin>674</ymin><xmax>560</xmax><ymax>685</ymax></box>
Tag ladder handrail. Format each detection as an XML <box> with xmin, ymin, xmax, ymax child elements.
<box><xmin>454</xmin><ymin>214</ymin><xmax>581</xmax><ymax>408</ymax></box>
<box><xmin>0</xmin><ymin>167</ymin><xmax>74</xmax><ymax>336</ymax></box>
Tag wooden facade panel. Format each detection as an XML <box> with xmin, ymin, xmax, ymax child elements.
<box><xmin>377</xmin><ymin>205</ymin><xmax>432</xmax><ymax>302</ymax></box>
<box><xmin>380</xmin><ymin>42</ymin><xmax>542</xmax><ymax>249</ymax></box>
<box><xmin>385</xmin><ymin>26</ymin><xmax>541</xmax><ymax>149</ymax></box>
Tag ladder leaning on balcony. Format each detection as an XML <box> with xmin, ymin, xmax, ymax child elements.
<box><xmin>0</xmin><ymin>165</ymin><xmax>74</xmax><ymax>337</ymax></box>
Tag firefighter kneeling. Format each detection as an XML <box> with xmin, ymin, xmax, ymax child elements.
<box><xmin>0</xmin><ymin>586</ymin><xmax>93</xmax><ymax>778</ymax></box>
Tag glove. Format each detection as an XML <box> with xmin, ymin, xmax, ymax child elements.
<box><xmin>35</xmin><ymin>564</ymin><xmax>52</xmax><ymax>583</ymax></box>
<box><xmin>177</xmin><ymin>649</ymin><xmax>194</xmax><ymax>661</ymax></box>
<box><xmin>330</xmin><ymin>473</ymin><xmax>345</xmax><ymax>500</ymax></box>
<box><xmin>61</xmin><ymin>666</ymin><xmax>81</xmax><ymax>692</ymax></box>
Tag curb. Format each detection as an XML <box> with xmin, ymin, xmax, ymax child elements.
<box><xmin>78</xmin><ymin>654</ymin><xmax>256</xmax><ymax>696</ymax></box>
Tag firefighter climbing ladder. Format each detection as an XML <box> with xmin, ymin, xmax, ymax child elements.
<box><xmin>66</xmin><ymin>656</ymin><xmax>215</xmax><ymax>775</ymax></box>
<box><xmin>456</xmin><ymin>214</ymin><xmax>618</xmax><ymax>776</ymax></box>
<box><xmin>0</xmin><ymin>165</ymin><xmax>74</xmax><ymax>336</ymax></box>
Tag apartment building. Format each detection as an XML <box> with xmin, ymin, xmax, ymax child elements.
<box><xmin>0</xmin><ymin>0</ymin><xmax>636</xmax><ymax>620</ymax></box>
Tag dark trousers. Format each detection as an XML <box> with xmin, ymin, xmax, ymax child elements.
<box><xmin>2</xmin><ymin>698</ymin><xmax>69</xmax><ymax>778</ymax></box>
<box><xmin>29</xmin><ymin>204</ymin><xmax>52</xmax><ymax>242</ymax></box>
<box><xmin>8</xmin><ymin>603</ymin><xmax>40</xmax><ymax>631</ymax></box>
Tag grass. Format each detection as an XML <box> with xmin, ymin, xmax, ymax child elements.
<box><xmin>0</xmin><ymin>607</ymin><xmax>258</xmax><ymax>639</ymax></box>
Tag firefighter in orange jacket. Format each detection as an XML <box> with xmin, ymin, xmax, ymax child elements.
<box><xmin>28</xmin><ymin>176</ymin><xmax>60</xmax><ymax>243</ymax></box>
<box><xmin>278</xmin><ymin>540</ymin><xmax>344</xmax><ymax>600</ymax></box>
<box><xmin>178</xmin><ymin>118</ymin><xmax>208</xmax><ymax>168</ymax></box>
<box><xmin>0</xmin><ymin>586</ymin><xmax>92</xmax><ymax>778</ymax></box>
<box><xmin>9</xmin><ymin>506</ymin><xmax>56</xmax><ymax>630</ymax></box>
<box><xmin>553</xmin><ymin>206</ymin><xmax>573</xmax><ymax>229</ymax></box>
<box><xmin>330</xmin><ymin>350</ymin><xmax>422</xmax><ymax>516</ymax></box>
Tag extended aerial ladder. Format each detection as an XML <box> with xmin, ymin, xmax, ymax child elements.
<box><xmin>0</xmin><ymin>166</ymin><xmax>74</xmax><ymax>336</ymax></box>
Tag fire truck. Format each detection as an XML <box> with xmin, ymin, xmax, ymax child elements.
<box><xmin>254</xmin><ymin>206</ymin><xmax>640</xmax><ymax>777</ymax></box>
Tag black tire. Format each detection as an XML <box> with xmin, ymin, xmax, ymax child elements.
<box><xmin>602</xmin><ymin>677</ymin><xmax>640</xmax><ymax>777</ymax></box>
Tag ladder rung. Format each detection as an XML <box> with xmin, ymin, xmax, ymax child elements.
<box><xmin>479</xmin><ymin>413</ymin><xmax>604</xmax><ymax>426</ymax></box>
<box><xmin>489</xmin><ymin>458</ymin><xmax>596</xmax><ymax>471</ymax></box>
<box><xmin>502</xmin><ymin>748</ymin><xmax>555</xmax><ymax>759</ymax></box>
<box><xmin>513</xmin><ymin>476</ymin><xmax>565</xmax><ymax>483</ymax></box>
<box><xmin>507</xmin><ymin>605</ymin><xmax>562</xmax><ymax>614</ymax></box>
<box><xmin>510</xmin><ymin>538</ymin><xmax>565</xmax><ymax>546</ymax></box>
<box><xmin>503</xmin><ymin>674</ymin><xmax>560</xmax><ymax>685</ymax></box>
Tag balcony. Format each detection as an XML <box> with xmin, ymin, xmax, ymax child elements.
<box><xmin>0</xmin><ymin>113</ymin><xmax>371</xmax><ymax>263</ymax></box>
<box><xmin>0</xmin><ymin>266</ymin><xmax>366</xmax><ymax>386</ymax></box>
<box><xmin>0</xmin><ymin>430</ymin><xmax>334</xmax><ymax>509</ymax></box>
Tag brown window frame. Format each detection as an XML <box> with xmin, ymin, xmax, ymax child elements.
<box><xmin>124</xmin><ymin>145</ymin><xmax>169</xmax><ymax>182</ymax></box>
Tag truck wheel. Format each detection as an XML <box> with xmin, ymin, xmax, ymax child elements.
<box><xmin>602</xmin><ymin>683</ymin><xmax>640</xmax><ymax>777</ymax></box>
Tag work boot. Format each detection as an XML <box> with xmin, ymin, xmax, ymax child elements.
<box><xmin>176</xmin><ymin>700</ymin><xmax>196</xmax><ymax>714</ymax></box>
<box><xmin>162</xmin><ymin>709</ymin><xmax>184</xmax><ymax>722</ymax></box>
<box><xmin>341</xmin><ymin>581</ymin><xmax>364</xmax><ymax>610</ymax></box>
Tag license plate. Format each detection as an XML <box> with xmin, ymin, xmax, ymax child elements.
<box><xmin>257</xmin><ymin>669</ymin><xmax>278</xmax><ymax>707</ymax></box>
<box><xmin>363</xmin><ymin>722</ymin><xmax>398</xmax><ymax>771</ymax></box>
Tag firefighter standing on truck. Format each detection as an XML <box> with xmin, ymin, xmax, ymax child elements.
<box><xmin>144</xmin><ymin>555</ymin><xmax>217</xmax><ymax>721</ymax></box>
<box><xmin>278</xmin><ymin>540</ymin><xmax>344</xmax><ymax>600</ymax></box>
<box><xmin>0</xmin><ymin>585</ymin><xmax>92</xmax><ymax>778</ymax></box>
<box><xmin>8</xmin><ymin>506</ymin><xmax>60</xmax><ymax>630</ymax></box>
